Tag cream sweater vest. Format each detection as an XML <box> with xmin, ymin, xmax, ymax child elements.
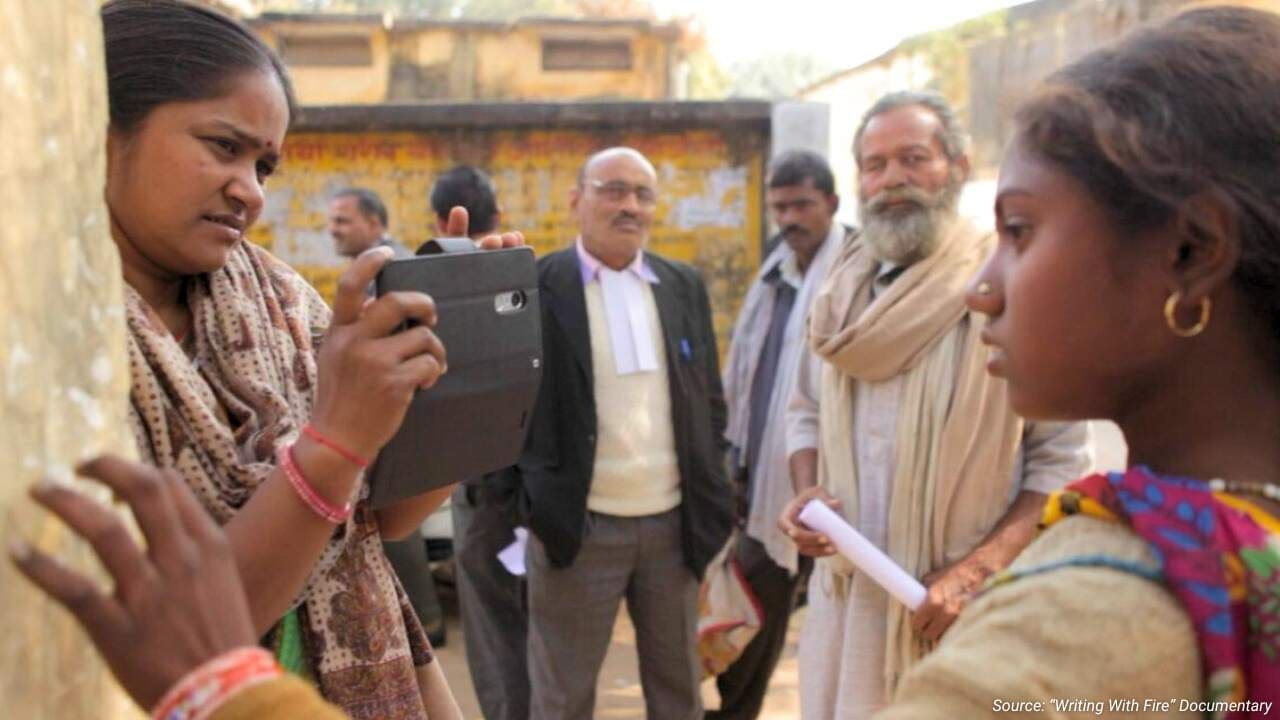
<box><xmin>583</xmin><ymin>280</ymin><xmax>682</xmax><ymax>516</ymax></box>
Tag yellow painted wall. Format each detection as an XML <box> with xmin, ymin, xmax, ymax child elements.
<box><xmin>1</xmin><ymin>1</ymin><xmax>141</xmax><ymax>717</ymax></box>
<box><xmin>258</xmin><ymin>21</ymin><xmax>391</xmax><ymax>105</ymax></box>
<box><xmin>256</xmin><ymin>20</ymin><xmax>673</xmax><ymax>103</ymax></box>
<box><xmin>405</xmin><ymin>27</ymin><xmax>456</xmax><ymax>66</ymax></box>
<box><xmin>250</xmin><ymin>127</ymin><xmax>762</xmax><ymax>352</ymax></box>
<box><xmin>474</xmin><ymin>26</ymin><xmax>669</xmax><ymax>100</ymax></box>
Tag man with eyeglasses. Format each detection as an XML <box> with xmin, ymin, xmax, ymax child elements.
<box><xmin>511</xmin><ymin>146</ymin><xmax>734</xmax><ymax>720</ymax></box>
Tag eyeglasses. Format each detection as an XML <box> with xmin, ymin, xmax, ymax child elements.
<box><xmin>587</xmin><ymin>179</ymin><xmax>658</xmax><ymax>207</ymax></box>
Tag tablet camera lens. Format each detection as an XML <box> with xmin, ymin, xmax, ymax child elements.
<box><xmin>495</xmin><ymin>290</ymin><xmax>526</xmax><ymax>314</ymax></box>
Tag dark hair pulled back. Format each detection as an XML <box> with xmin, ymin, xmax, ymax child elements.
<box><xmin>1015</xmin><ymin>6</ymin><xmax>1280</xmax><ymax>338</ymax></box>
<box><xmin>101</xmin><ymin>0</ymin><xmax>297</xmax><ymax>133</ymax></box>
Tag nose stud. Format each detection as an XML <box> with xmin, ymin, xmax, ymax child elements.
<box><xmin>975</xmin><ymin>282</ymin><xmax>992</xmax><ymax>296</ymax></box>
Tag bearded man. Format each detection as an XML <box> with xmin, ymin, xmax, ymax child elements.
<box><xmin>778</xmin><ymin>91</ymin><xmax>1095</xmax><ymax>720</ymax></box>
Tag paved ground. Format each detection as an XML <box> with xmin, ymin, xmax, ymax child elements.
<box><xmin>436</xmin><ymin>600</ymin><xmax>803</xmax><ymax>719</ymax></box>
<box><xmin>435</xmin><ymin>421</ymin><xmax>1126</xmax><ymax>719</ymax></box>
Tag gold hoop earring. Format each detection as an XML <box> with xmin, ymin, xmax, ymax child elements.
<box><xmin>1164</xmin><ymin>291</ymin><xmax>1211</xmax><ymax>338</ymax></box>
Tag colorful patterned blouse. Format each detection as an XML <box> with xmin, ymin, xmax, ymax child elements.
<box><xmin>1018</xmin><ymin>468</ymin><xmax>1280</xmax><ymax>719</ymax></box>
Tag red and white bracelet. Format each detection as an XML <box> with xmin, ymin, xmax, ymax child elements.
<box><xmin>150</xmin><ymin>647</ymin><xmax>281</xmax><ymax>720</ymax></box>
<box><xmin>278</xmin><ymin>444</ymin><xmax>355</xmax><ymax>524</ymax></box>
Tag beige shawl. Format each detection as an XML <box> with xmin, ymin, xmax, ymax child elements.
<box><xmin>124</xmin><ymin>242</ymin><xmax>439</xmax><ymax>720</ymax></box>
<box><xmin>807</xmin><ymin>219</ymin><xmax>1024</xmax><ymax>691</ymax></box>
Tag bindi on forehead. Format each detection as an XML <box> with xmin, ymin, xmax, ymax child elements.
<box><xmin>207</xmin><ymin>119</ymin><xmax>282</xmax><ymax>159</ymax></box>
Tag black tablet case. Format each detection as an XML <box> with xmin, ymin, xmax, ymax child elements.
<box><xmin>366</xmin><ymin>245</ymin><xmax>542</xmax><ymax>508</ymax></box>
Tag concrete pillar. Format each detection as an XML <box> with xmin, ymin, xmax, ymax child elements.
<box><xmin>0</xmin><ymin>1</ymin><xmax>139</xmax><ymax>717</ymax></box>
<box><xmin>769</xmin><ymin>101</ymin><xmax>830</xmax><ymax>160</ymax></box>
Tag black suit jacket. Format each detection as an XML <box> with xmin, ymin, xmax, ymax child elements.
<box><xmin>513</xmin><ymin>246</ymin><xmax>733</xmax><ymax>579</ymax></box>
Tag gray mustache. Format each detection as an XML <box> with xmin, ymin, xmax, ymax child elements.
<box><xmin>866</xmin><ymin>187</ymin><xmax>934</xmax><ymax>214</ymax></box>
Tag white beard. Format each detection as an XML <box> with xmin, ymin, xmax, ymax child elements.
<box><xmin>859</xmin><ymin>174</ymin><xmax>963</xmax><ymax>265</ymax></box>
<box><xmin>862</xmin><ymin>208</ymin><xmax>951</xmax><ymax>265</ymax></box>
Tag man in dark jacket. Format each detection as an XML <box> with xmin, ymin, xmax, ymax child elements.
<box><xmin>517</xmin><ymin>147</ymin><xmax>734</xmax><ymax>720</ymax></box>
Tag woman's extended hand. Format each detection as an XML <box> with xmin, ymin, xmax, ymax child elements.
<box><xmin>10</xmin><ymin>455</ymin><xmax>256</xmax><ymax>710</ymax></box>
<box><xmin>311</xmin><ymin>205</ymin><xmax>524</xmax><ymax>461</ymax></box>
<box><xmin>312</xmin><ymin>246</ymin><xmax>447</xmax><ymax>460</ymax></box>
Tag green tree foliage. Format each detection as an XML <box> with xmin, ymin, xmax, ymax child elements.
<box><xmin>725</xmin><ymin>51</ymin><xmax>834</xmax><ymax>99</ymax></box>
<box><xmin>685</xmin><ymin>49</ymin><xmax>730</xmax><ymax>99</ymax></box>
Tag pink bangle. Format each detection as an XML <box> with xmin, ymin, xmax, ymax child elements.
<box><xmin>278</xmin><ymin>445</ymin><xmax>354</xmax><ymax>524</ymax></box>
<box><xmin>302</xmin><ymin>424</ymin><xmax>370</xmax><ymax>469</ymax></box>
<box><xmin>151</xmin><ymin>647</ymin><xmax>281</xmax><ymax>720</ymax></box>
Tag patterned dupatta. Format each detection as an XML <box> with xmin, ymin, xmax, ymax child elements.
<box><xmin>124</xmin><ymin>242</ymin><xmax>435</xmax><ymax>719</ymax></box>
<box><xmin>1042</xmin><ymin>468</ymin><xmax>1280</xmax><ymax>719</ymax></box>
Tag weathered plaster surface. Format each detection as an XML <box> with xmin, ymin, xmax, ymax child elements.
<box><xmin>1</xmin><ymin>2</ymin><xmax>138</xmax><ymax>716</ymax></box>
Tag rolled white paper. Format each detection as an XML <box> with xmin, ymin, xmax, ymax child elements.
<box><xmin>798</xmin><ymin>499</ymin><xmax>927</xmax><ymax>610</ymax></box>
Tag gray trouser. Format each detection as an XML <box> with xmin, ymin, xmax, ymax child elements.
<box><xmin>527</xmin><ymin>508</ymin><xmax>701</xmax><ymax>720</ymax></box>
<box><xmin>382</xmin><ymin>536</ymin><xmax>443</xmax><ymax>635</ymax></box>
<box><xmin>451</xmin><ymin>483</ymin><xmax>530</xmax><ymax>720</ymax></box>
